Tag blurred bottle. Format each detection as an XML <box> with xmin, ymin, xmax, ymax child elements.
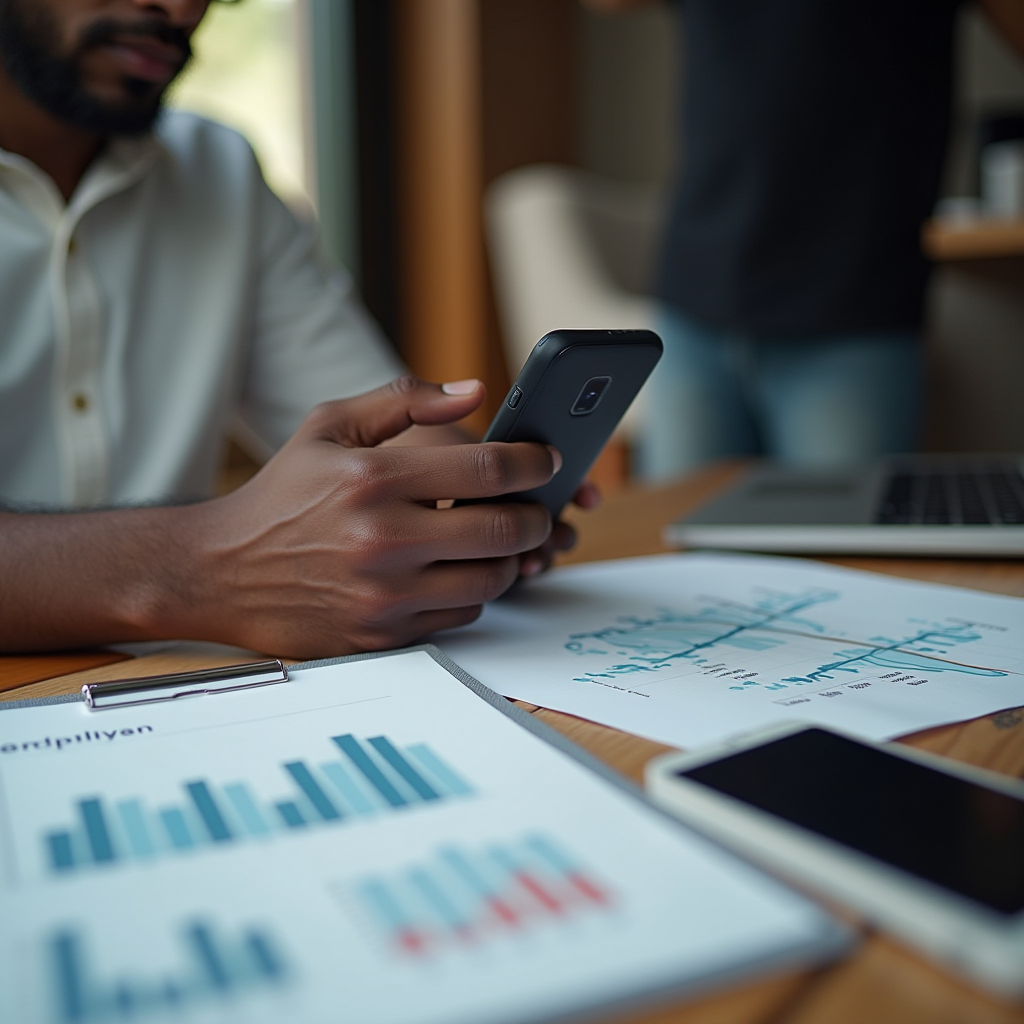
<box><xmin>977</xmin><ymin>113</ymin><xmax>1024</xmax><ymax>219</ymax></box>
<box><xmin>981</xmin><ymin>141</ymin><xmax>1024</xmax><ymax>218</ymax></box>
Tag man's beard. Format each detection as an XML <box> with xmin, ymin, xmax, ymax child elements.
<box><xmin>0</xmin><ymin>0</ymin><xmax>192</xmax><ymax>136</ymax></box>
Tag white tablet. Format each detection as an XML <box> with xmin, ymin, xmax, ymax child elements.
<box><xmin>646</xmin><ymin>722</ymin><xmax>1024</xmax><ymax>999</ymax></box>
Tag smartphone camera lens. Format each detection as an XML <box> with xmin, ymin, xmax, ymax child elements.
<box><xmin>571</xmin><ymin>376</ymin><xmax>611</xmax><ymax>416</ymax></box>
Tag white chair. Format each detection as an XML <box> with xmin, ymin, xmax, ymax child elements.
<box><xmin>485</xmin><ymin>165</ymin><xmax>666</xmax><ymax>439</ymax></box>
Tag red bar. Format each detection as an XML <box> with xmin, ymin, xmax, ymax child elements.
<box><xmin>397</xmin><ymin>928</ymin><xmax>429</xmax><ymax>954</ymax></box>
<box><xmin>567</xmin><ymin>872</ymin><xmax>609</xmax><ymax>906</ymax></box>
<box><xmin>515</xmin><ymin>871</ymin><xmax>563</xmax><ymax>914</ymax></box>
<box><xmin>487</xmin><ymin>896</ymin><xmax>519</xmax><ymax>926</ymax></box>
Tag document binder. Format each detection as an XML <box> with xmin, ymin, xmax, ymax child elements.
<box><xmin>0</xmin><ymin>646</ymin><xmax>850</xmax><ymax>1024</ymax></box>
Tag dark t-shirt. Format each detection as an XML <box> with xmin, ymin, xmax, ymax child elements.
<box><xmin>657</xmin><ymin>0</ymin><xmax>963</xmax><ymax>336</ymax></box>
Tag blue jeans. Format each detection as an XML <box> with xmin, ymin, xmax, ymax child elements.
<box><xmin>637</xmin><ymin>306</ymin><xmax>923</xmax><ymax>481</ymax></box>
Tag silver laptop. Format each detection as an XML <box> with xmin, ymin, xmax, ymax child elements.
<box><xmin>665</xmin><ymin>456</ymin><xmax>1024</xmax><ymax>557</ymax></box>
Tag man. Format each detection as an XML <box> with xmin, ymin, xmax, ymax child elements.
<box><xmin>0</xmin><ymin>0</ymin><xmax>593</xmax><ymax>657</ymax></box>
<box><xmin>586</xmin><ymin>0</ymin><xmax>1024</xmax><ymax>478</ymax></box>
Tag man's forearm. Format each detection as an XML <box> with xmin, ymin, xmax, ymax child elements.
<box><xmin>0</xmin><ymin>506</ymin><xmax>207</xmax><ymax>651</ymax></box>
<box><xmin>0</xmin><ymin>378</ymin><xmax>568</xmax><ymax>659</ymax></box>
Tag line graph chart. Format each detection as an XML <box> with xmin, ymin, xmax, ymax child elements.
<box><xmin>565</xmin><ymin>588</ymin><xmax>1008</xmax><ymax>697</ymax></box>
<box><xmin>438</xmin><ymin>552</ymin><xmax>1024</xmax><ymax>747</ymax></box>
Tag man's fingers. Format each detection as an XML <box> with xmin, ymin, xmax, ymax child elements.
<box><xmin>354</xmin><ymin>557</ymin><xmax>521</xmax><ymax>649</ymax></box>
<box><xmin>424</xmin><ymin>503</ymin><xmax>553</xmax><ymax>560</ymax></box>
<box><xmin>302</xmin><ymin>376</ymin><xmax>485</xmax><ymax>449</ymax></box>
<box><xmin>367</xmin><ymin>441</ymin><xmax>560</xmax><ymax>502</ymax></box>
<box><xmin>571</xmin><ymin>480</ymin><xmax>601</xmax><ymax>511</ymax></box>
<box><xmin>361</xmin><ymin>502</ymin><xmax>551</xmax><ymax>564</ymax></box>
<box><xmin>518</xmin><ymin>520</ymin><xmax>576</xmax><ymax>579</ymax></box>
<box><xmin>412</xmin><ymin>557</ymin><xmax>522</xmax><ymax>611</ymax></box>
<box><xmin>346</xmin><ymin>605</ymin><xmax>485</xmax><ymax>656</ymax></box>
<box><xmin>413</xmin><ymin>605</ymin><xmax>487</xmax><ymax>640</ymax></box>
<box><xmin>550</xmin><ymin>518</ymin><xmax>578</xmax><ymax>552</ymax></box>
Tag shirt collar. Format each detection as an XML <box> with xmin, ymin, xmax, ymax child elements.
<box><xmin>0</xmin><ymin>129</ymin><xmax>162</xmax><ymax>230</ymax></box>
<box><xmin>70</xmin><ymin>132</ymin><xmax>162</xmax><ymax>221</ymax></box>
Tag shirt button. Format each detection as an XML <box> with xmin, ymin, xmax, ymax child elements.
<box><xmin>72</xmin><ymin>392</ymin><xmax>89</xmax><ymax>412</ymax></box>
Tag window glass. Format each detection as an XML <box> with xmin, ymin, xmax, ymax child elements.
<box><xmin>168</xmin><ymin>0</ymin><xmax>310</xmax><ymax>211</ymax></box>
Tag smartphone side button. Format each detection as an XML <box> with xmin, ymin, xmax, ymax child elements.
<box><xmin>507</xmin><ymin>386</ymin><xmax>523</xmax><ymax>409</ymax></box>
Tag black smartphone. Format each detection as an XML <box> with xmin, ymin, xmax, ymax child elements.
<box><xmin>474</xmin><ymin>329</ymin><xmax>662</xmax><ymax>518</ymax></box>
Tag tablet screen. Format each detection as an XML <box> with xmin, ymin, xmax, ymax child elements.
<box><xmin>680</xmin><ymin>728</ymin><xmax>1024</xmax><ymax>915</ymax></box>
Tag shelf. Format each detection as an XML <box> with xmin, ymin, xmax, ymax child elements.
<box><xmin>922</xmin><ymin>216</ymin><xmax>1024</xmax><ymax>261</ymax></box>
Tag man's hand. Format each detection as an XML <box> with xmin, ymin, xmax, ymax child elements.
<box><xmin>519</xmin><ymin>478</ymin><xmax>601</xmax><ymax>578</ymax></box>
<box><xmin>0</xmin><ymin>377</ymin><xmax>566</xmax><ymax>657</ymax></box>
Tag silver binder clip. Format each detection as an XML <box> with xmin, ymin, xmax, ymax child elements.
<box><xmin>82</xmin><ymin>659</ymin><xmax>289</xmax><ymax>710</ymax></box>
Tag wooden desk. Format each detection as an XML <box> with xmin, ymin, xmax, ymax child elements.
<box><xmin>4</xmin><ymin>464</ymin><xmax>1024</xmax><ymax>1023</ymax></box>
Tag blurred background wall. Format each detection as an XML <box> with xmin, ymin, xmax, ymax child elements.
<box><xmin>171</xmin><ymin>0</ymin><xmax>1024</xmax><ymax>482</ymax></box>
<box><xmin>929</xmin><ymin>9</ymin><xmax>1024</xmax><ymax>453</ymax></box>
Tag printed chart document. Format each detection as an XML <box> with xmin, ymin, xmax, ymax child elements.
<box><xmin>437</xmin><ymin>553</ymin><xmax>1024</xmax><ymax>749</ymax></box>
<box><xmin>0</xmin><ymin>649</ymin><xmax>845</xmax><ymax>1024</ymax></box>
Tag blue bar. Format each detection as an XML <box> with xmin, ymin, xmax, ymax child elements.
<box><xmin>368</xmin><ymin>737</ymin><xmax>440</xmax><ymax>801</ymax></box>
<box><xmin>186</xmin><ymin>922</ymin><xmax>231</xmax><ymax>992</ymax></box>
<box><xmin>161</xmin><ymin>978</ymin><xmax>184</xmax><ymax>1007</ymax></box>
<box><xmin>320</xmin><ymin>762</ymin><xmax>378</xmax><ymax>815</ymax></box>
<box><xmin>440</xmin><ymin>848</ymin><xmax>492</xmax><ymax>897</ymax></box>
<box><xmin>224</xmin><ymin>784</ymin><xmax>272</xmax><ymax>836</ymax></box>
<box><xmin>186</xmin><ymin>782</ymin><xmax>234</xmax><ymax>843</ymax></box>
<box><xmin>490</xmin><ymin>846</ymin><xmax>520</xmax><ymax>876</ymax></box>
<box><xmin>246</xmin><ymin>931</ymin><xmax>284</xmax><ymax>980</ymax></box>
<box><xmin>79</xmin><ymin>798</ymin><xmax>116</xmax><ymax>864</ymax></box>
<box><xmin>409</xmin><ymin>868</ymin><xmax>466</xmax><ymax>930</ymax></box>
<box><xmin>113</xmin><ymin>982</ymin><xmax>135</xmax><ymax>1014</ymax></box>
<box><xmin>360</xmin><ymin>880</ymin><xmax>412</xmax><ymax>931</ymax></box>
<box><xmin>332</xmin><ymin>735</ymin><xmax>406</xmax><ymax>807</ymax></box>
<box><xmin>284</xmin><ymin>762</ymin><xmax>342</xmax><ymax>822</ymax></box>
<box><xmin>67</xmin><ymin>830</ymin><xmax>91</xmax><ymax>867</ymax></box>
<box><xmin>405</xmin><ymin>744</ymin><xmax>474</xmax><ymax>797</ymax></box>
<box><xmin>52</xmin><ymin>931</ymin><xmax>85</xmax><ymax>1023</ymax></box>
<box><xmin>116</xmin><ymin>800</ymin><xmax>155</xmax><ymax>857</ymax></box>
<box><xmin>47</xmin><ymin>832</ymin><xmax>76</xmax><ymax>872</ymax></box>
<box><xmin>527</xmin><ymin>834</ymin><xmax>574</xmax><ymax>874</ymax></box>
<box><xmin>159</xmin><ymin>808</ymin><xmax>196</xmax><ymax>850</ymax></box>
<box><xmin>275</xmin><ymin>801</ymin><xmax>306</xmax><ymax>829</ymax></box>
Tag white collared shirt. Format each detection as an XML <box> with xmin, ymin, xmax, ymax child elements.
<box><xmin>0</xmin><ymin>111</ymin><xmax>403</xmax><ymax>508</ymax></box>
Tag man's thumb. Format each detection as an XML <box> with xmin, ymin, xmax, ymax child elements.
<box><xmin>304</xmin><ymin>375</ymin><xmax>484</xmax><ymax>448</ymax></box>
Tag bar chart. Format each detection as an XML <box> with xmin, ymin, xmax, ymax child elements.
<box><xmin>353</xmin><ymin>834</ymin><xmax>612</xmax><ymax>956</ymax></box>
<box><xmin>43</xmin><ymin>733</ymin><xmax>474</xmax><ymax>875</ymax></box>
<box><xmin>47</xmin><ymin>918</ymin><xmax>288</xmax><ymax>1023</ymax></box>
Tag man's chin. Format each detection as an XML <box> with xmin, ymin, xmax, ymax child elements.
<box><xmin>73</xmin><ymin>68</ymin><xmax>181</xmax><ymax>135</ymax></box>
<box><xmin>65</xmin><ymin>91</ymin><xmax>166</xmax><ymax>136</ymax></box>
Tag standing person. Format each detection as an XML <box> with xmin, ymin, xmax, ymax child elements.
<box><xmin>586</xmin><ymin>0</ymin><xmax>1024</xmax><ymax>478</ymax></box>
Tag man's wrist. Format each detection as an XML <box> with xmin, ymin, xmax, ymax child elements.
<box><xmin>0</xmin><ymin>502</ymin><xmax>213</xmax><ymax>651</ymax></box>
<box><xmin>112</xmin><ymin>502</ymin><xmax>213</xmax><ymax>643</ymax></box>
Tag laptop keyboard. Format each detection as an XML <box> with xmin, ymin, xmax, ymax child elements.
<box><xmin>875</xmin><ymin>464</ymin><xmax>1024</xmax><ymax>526</ymax></box>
